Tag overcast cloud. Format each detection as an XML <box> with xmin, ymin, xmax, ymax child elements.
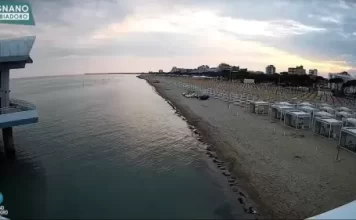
<box><xmin>1</xmin><ymin>0</ymin><xmax>356</xmax><ymax>77</ymax></box>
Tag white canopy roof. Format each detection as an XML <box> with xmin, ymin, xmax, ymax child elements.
<box><xmin>337</xmin><ymin>111</ymin><xmax>352</xmax><ymax>117</ymax></box>
<box><xmin>300</xmin><ymin>106</ymin><xmax>316</xmax><ymax>111</ymax></box>
<box><xmin>318</xmin><ymin>118</ymin><xmax>342</xmax><ymax>124</ymax></box>
<box><xmin>277</xmin><ymin>102</ymin><xmax>292</xmax><ymax>105</ymax></box>
<box><xmin>337</xmin><ymin>106</ymin><xmax>351</xmax><ymax>112</ymax></box>
<box><xmin>288</xmin><ymin>111</ymin><xmax>310</xmax><ymax>117</ymax></box>
<box><xmin>341</xmin><ymin>127</ymin><xmax>356</xmax><ymax>136</ymax></box>
<box><xmin>344</xmin><ymin>118</ymin><xmax>356</xmax><ymax>124</ymax></box>
<box><xmin>321</xmin><ymin>106</ymin><xmax>334</xmax><ymax>111</ymax></box>
<box><xmin>0</xmin><ymin>36</ymin><xmax>35</xmax><ymax>63</ymax></box>
<box><xmin>314</xmin><ymin>111</ymin><xmax>333</xmax><ymax>117</ymax></box>
<box><xmin>300</xmin><ymin>102</ymin><xmax>313</xmax><ymax>106</ymax></box>
<box><xmin>276</xmin><ymin>105</ymin><xmax>294</xmax><ymax>110</ymax></box>
<box><xmin>254</xmin><ymin>101</ymin><xmax>269</xmax><ymax>105</ymax></box>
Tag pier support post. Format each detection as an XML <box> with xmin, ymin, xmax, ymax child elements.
<box><xmin>2</xmin><ymin>127</ymin><xmax>15</xmax><ymax>156</ymax></box>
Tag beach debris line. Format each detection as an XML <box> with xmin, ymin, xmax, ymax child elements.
<box><xmin>206</xmin><ymin>144</ymin><xmax>260</xmax><ymax>217</ymax></box>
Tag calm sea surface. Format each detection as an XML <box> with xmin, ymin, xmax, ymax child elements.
<box><xmin>0</xmin><ymin>75</ymin><xmax>244</xmax><ymax>219</ymax></box>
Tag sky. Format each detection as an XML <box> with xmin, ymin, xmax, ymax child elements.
<box><xmin>1</xmin><ymin>0</ymin><xmax>356</xmax><ymax>78</ymax></box>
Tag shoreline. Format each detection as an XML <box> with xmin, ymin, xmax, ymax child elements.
<box><xmin>144</xmin><ymin>77</ymin><xmax>263</xmax><ymax>218</ymax></box>
<box><xmin>142</xmin><ymin>75</ymin><xmax>356</xmax><ymax>219</ymax></box>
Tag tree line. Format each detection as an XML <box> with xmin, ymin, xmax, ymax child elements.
<box><xmin>163</xmin><ymin>69</ymin><xmax>327</xmax><ymax>88</ymax></box>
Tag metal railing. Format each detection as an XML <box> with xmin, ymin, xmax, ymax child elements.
<box><xmin>0</xmin><ymin>99</ymin><xmax>36</xmax><ymax>115</ymax></box>
<box><xmin>10</xmin><ymin>98</ymin><xmax>36</xmax><ymax>110</ymax></box>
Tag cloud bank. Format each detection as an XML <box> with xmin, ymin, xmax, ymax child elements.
<box><xmin>1</xmin><ymin>0</ymin><xmax>355</xmax><ymax>77</ymax></box>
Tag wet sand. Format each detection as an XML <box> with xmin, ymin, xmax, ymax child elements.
<box><xmin>143</xmin><ymin>76</ymin><xmax>356</xmax><ymax>219</ymax></box>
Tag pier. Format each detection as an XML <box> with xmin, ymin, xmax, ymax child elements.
<box><xmin>0</xmin><ymin>36</ymin><xmax>39</xmax><ymax>156</ymax></box>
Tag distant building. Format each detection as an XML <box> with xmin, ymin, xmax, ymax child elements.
<box><xmin>208</xmin><ymin>67</ymin><xmax>219</xmax><ymax>72</ymax></box>
<box><xmin>231</xmin><ymin>66</ymin><xmax>240</xmax><ymax>72</ymax></box>
<box><xmin>329</xmin><ymin>71</ymin><xmax>354</xmax><ymax>81</ymax></box>
<box><xmin>288</xmin><ymin>66</ymin><xmax>306</xmax><ymax>75</ymax></box>
<box><xmin>266</xmin><ymin>65</ymin><xmax>276</xmax><ymax>74</ymax></box>
<box><xmin>158</xmin><ymin>69</ymin><xmax>163</xmax><ymax>73</ymax></box>
<box><xmin>328</xmin><ymin>72</ymin><xmax>353</xmax><ymax>90</ymax></box>
<box><xmin>309</xmin><ymin>69</ymin><xmax>318</xmax><ymax>76</ymax></box>
<box><xmin>218</xmin><ymin>63</ymin><xmax>231</xmax><ymax>71</ymax></box>
<box><xmin>170</xmin><ymin>67</ymin><xmax>187</xmax><ymax>73</ymax></box>
<box><xmin>249</xmin><ymin>71</ymin><xmax>264</xmax><ymax>75</ymax></box>
<box><xmin>197</xmin><ymin>65</ymin><xmax>210</xmax><ymax>73</ymax></box>
<box><xmin>190</xmin><ymin>69</ymin><xmax>198</xmax><ymax>74</ymax></box>
<box><xmin>170</xmin><ymin>66</ymin><xmax>178</xmax><ymax>72</ymax></box>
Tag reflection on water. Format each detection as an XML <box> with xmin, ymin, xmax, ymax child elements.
<box><xmin>0</xmin><ymin>152</ymin><xmax>47</xmax><ymax>219</ymax></box>
<box><xmin>0</xmin><ymin>75</ymin><xmax>245</xmax><ymax>219</ymax></box>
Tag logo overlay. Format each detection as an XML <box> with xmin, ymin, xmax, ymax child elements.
<box><xmin>0</xmin><ymin>1</ymin><xmax>35</xmax><ymax>25</ymax></box>
<box><xmin>0</xmin><ymin>193</ymin><xmax>8</xmax><ymax>217</ymax></box>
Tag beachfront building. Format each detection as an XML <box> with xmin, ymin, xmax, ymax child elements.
<box><xmin>218</xmin><ymin>63</ymin><xmax>231</xmax><ymax>71</ymax></box>
<box><xmin>288</xmin><ymin>66</ymin><xmax>306</xmax><ymax>75</ymax></box>
<box><xmin>170</xmin><ymin>66</ymin><xmax>179</xmax><ymax>73</ymax></box>
<box><xmin>208</xmin><ymin>67</ymin><xmax>219</xmax><ymax>72</ymax></box>
<box><xmin>170</xmin><ymin>67</ymin><xmax>188</xmax><ymax>73</ymax></box>
<box><xmin>328</xmin><ymin>71</ymin><xmax>355</xmax><ymax>90</ymax></box>
<box><xmin>266</xmin><ymin>65</ymin><xmax>276</xmax><ymax>75</ymax></box>
<box><xmin>170</xmin><ymin>65</ymin><xmax>228</xmax><ymax>74</ymax></box>
<box><xmin>197</xmin><ymin>65</ymin><xmax>209</xmax><ymax>73</ymax></box>
<box><xmin>0</xmin><ymin>36</ymin><xmax>39</xmax><ymax>155</ymax></box>
<box><xmin>329</xmin><ymin>71</ymin><xmax>355</xmax><ymax>81</ymax></box>
<box><xmin>231</xmin><ymin>66</ymin><xmax>240</xmax><ymax>72</ymax></box>
<box><xmin>249</xmin><ymin>71</ymin><xmax>264</xmax><ymax>75</ymax></box>
<box><xmin>309</xmin><ymin>69</ymin><xmax>318</xmax><ymax>76</ymax></box>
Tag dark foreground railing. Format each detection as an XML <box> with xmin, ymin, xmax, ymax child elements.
<box><xmin>0</xmin><ymin>99</ymin><xmax>36</xmax><ymax>115</ymax></box>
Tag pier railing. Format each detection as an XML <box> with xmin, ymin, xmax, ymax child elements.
<box><xmin>10</xmin><ymin>98</ymin><xmax>36</xmax><ymax>110</ymax></box>
<box><xmin>0</xmin><ymin>99</ymin><xmax>36</xmax><ymax>115</ymax></box>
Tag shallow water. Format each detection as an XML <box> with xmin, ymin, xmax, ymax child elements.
<box><xmin>0</xmin><ymin>75</ymin><xmax>246</xmax><ymax>219</ymax></box>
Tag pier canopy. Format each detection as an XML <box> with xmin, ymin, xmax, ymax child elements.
<box><xmin>0</xmin><ymin>36</ymin><xmax>38</xmax><ymax>129</ymax></box>
<box><xmin>309</xmin><ymin>200</ymin><xmax>356</xmax><ymax>219</ymax></box>
<box><xmin>0</xmin><ymin>36</ymin><xmax>35</xmax><ymax>69</ymax></box>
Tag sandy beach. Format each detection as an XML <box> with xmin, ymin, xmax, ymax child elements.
<box><xmin>143</xmin><ymin>75</ymin><xmax>356</xmax><ymax>219</ymax></box>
